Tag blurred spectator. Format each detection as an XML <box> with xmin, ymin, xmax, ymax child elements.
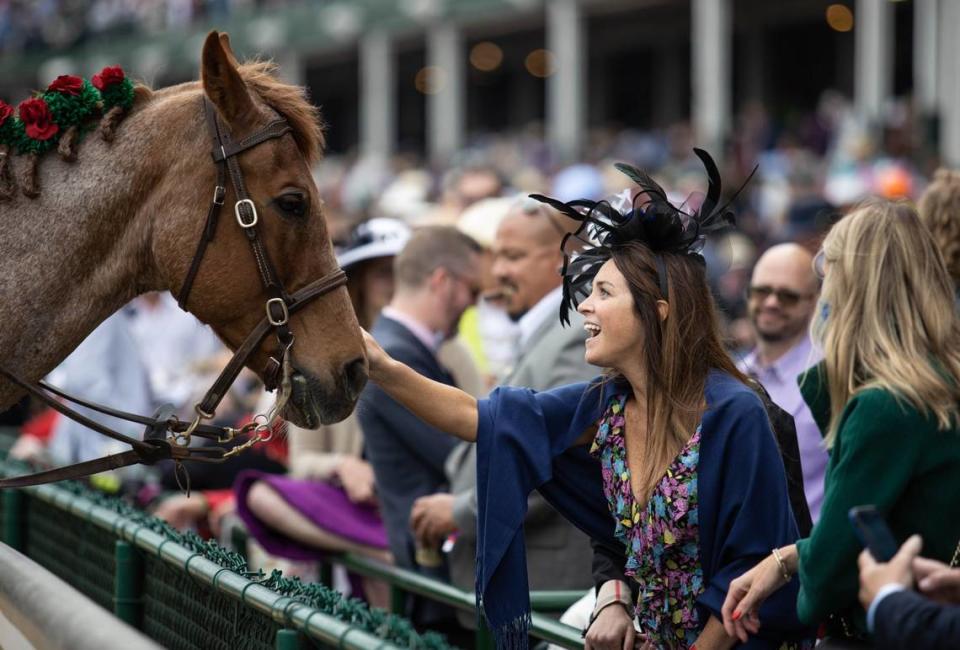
<box><xmin>358</xmin><ymin>226</ymin><xmax>482</xmax><ymax>631</ymax></box>
<box><xmin>858</xmin><ymin>536</ymin><xmax>960</xmax><ymax>649</ymax></box>
<box><xmin>10</xmin><ymin>309</ymin><xmax>153</xmax><ymax>489</ymax></box>
<box><xmin>232</xmin><ymin>218</ymin><xmax>411</xmax><ymax>608</ymax></box>
<box><xmin>738</xmin><ymin>243</ymin><xmax>828</xmax><ymax>521</ymax></box>
<box><xmin>454</xmin><ymin>196</ymin><xmax>520</xmax><ymax>385</ymax></box>
<box><xmin>919</xmin><ymin>168</ymin><xmax>960</xmax><ymax>293</ymax></box>
<box><xmin>411</xmin><ymin>197</ymin><xmax>596</xmax><ymax>629</ymax></box>
<box><xmin>127</xmin><ymin>291</ymin><xmax>224</xmax><ymax>414</ymax></box>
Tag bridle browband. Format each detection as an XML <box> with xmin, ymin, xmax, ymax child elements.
<box><xmin>0</xmin><ymin>97</ymin><xmax>348</xmax><ymax>489</ymax></box>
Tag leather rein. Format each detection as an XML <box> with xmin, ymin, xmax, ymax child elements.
<box><xmin>0</xmin><ymin>98</ymin><xmax>347</xmax><ymax>489</ymax></box>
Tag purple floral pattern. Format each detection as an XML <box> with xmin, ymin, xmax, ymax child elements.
<box><xmin>591</xmin><ymin>394</ymin><xmax>703</xmax><ymax>648</ymax></box>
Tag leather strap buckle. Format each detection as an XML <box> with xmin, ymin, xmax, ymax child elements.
<box><xmin>213</xmin><ymin>185</ymin><xmax>226</xmax><ymax>206</ymax></box>
<box><xmin>235</xmin><ymin>199</ymin><xmax>258</xmax><ymax>228</ymax></box>
<box><xmin>266</xmin><ymin>297</ymin><xmax>289</xmax><ymax>326</ymax></box>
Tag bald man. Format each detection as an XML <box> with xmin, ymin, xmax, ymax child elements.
<box><xmin>739</xmin><ymin>243</ymin><xmax>829</xmax><ymax>521</ymax></box>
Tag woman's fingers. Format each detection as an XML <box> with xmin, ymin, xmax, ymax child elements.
<box><xmin>721</xmin><ymin>579</ymin><xmax>749</xmax><ymax>636</ymax></box>
<box><xmin>621</xmin><ymin>623</ymin><xmax>635</xmax><ymax>650</ymax></box>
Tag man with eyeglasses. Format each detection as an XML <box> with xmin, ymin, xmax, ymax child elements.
<box><xmin>739</xmin><ymin>243</ymin><xmax>830</xmax><ymax>522</ymax></box>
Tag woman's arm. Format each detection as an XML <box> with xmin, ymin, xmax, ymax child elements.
<box><xmin>694</xmin><ymin>615</ymin><xmax>737</xmax><ymax>650</ymax></box>
<box><xmin>364</xmin><ymin>329</ymin><xmax>478</xmax><ymax>442</ymax></box>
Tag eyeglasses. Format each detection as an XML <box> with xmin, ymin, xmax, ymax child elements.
<box><xmin>746</xmin><ymin>285</ymin><xmax>815</xmax><ymax>307</ymax></box>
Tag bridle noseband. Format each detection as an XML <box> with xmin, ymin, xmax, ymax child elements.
<box><xmin>0</xmin><ymin>98</ymin><xmax>347</xmax><ymax>489</ymax></box>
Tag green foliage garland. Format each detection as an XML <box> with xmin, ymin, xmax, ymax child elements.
<box><xmin>44</xmin><ymin>79</ymin><xmax>101</xmax><ymax>131</ymax></box>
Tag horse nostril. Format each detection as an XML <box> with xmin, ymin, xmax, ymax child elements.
<box><xmin>342</xmin><ymin>357</ymin><xmax>368</xmax><ymax>398</ymax></box>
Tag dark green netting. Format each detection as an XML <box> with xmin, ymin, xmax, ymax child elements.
<box><xmin>0</xmin><ymin>459</ymin><xmax>455</xmax><ymax>650</ymax></box>
<box><xmin>142</xmin><ymin>554</ymin><xmax>277</xmax><ymax>650</ymax></box>
<box><xmin>24</xmin><ymin>497</ymin><xmax>116</xmax><ymax>610</ymax></box>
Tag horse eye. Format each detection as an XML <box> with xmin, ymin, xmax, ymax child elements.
<box><xmin>273</xmin><ymin>192</ymin><xmax>307</xmax><ymax>218</ymax></box>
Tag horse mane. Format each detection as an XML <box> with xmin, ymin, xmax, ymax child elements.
<box><xmin>237</xmin><ymin>61</ymin><xmax>326</xmax><ymax>165</ymax></box>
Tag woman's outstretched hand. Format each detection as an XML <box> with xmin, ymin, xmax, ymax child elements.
<box><xmin>361</xmin><ymin>328</ymin><xmax>392</xmax><ymax>383</ymax></box>
<box><xmin>720</xmin><ymin>553</ymin><xmax>789</xmax><ymax>642</ymax></box>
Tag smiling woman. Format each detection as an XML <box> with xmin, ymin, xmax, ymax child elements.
<box><xmin>362</xmin><ymin>152</ymin><xmax>813</xmax><ymax>649</ymax></box>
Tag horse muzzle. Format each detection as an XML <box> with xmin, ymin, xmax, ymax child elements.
<box><xmin>284</xmin><ymin>357</ymin><xmax>367</xmax><ymax>427</ymax></box>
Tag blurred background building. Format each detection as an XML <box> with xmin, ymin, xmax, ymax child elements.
<box><xmin>1</xmin><ymin>0</ymin><xmax>954</xmax><ymax>348</ymax></box>
<box><xmin>0</xmin><ymin>0</ymin><xmax>956</xmax><ymax>166</ymax></box>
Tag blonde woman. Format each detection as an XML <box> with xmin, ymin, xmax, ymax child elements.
<box><xmin>721</xmin><ymin>200</ymin><xmax>960</xmax><ymax>643</ymax></box>
<box><xmin>918</xmin><ymin>168</ymin><xmax>960</xmax><ymax>291</ymax></box>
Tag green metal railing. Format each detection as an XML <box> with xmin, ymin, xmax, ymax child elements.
<box><xmin>324</xmin><ymin>554</ymin><xmax>585</xmax><ymax>649</ymax></box>
<box><xmin>0</xmin><ymin>428</ymin><xmax>586</xmax><ymax>650</ymax></box>
<box><xmin>0</xmin><ymin>458</ymin><xmax>453</xmax><ymax>650</ymax></box>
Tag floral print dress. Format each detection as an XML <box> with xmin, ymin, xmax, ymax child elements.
<box><xmin>591</xmin><ymin>394</ymin><xmax>704</xmax><ymax>649</ymax></box>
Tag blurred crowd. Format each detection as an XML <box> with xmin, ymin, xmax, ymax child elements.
<box><xmin>2</xmin><ymin>78</ymin><xmax>958</xmax><ymax>648</ymax></box>
<box><xmin>0</xmin><ymin>0</ymin><xmax>287</xmax><ymax>53</ymax></box>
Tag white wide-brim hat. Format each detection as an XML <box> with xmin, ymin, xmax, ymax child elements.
<box><xmin>336</xmin><ymin>218</ymin><xmax>412</xmax><ymax>269</ymax></box>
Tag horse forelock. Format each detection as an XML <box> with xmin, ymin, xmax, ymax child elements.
<box><xmin>237</xmin><ymin>61</ymin><xmax>325</xmax><ymax>165</ymax></box>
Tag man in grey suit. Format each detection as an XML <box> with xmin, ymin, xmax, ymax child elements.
<box><xmin>410</xmin><ymin>199</ymin><xmax>596</xmax><ymax>622</ymax></box>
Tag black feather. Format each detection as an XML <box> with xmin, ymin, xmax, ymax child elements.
<box><xmin>529</xmin><ymin>149</ymin><xmax>754</xmax><ymax>325</ymax></box>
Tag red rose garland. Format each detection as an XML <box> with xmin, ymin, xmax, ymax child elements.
<box><xmin>47</xmin><ymin>75</ymin><xmax>84</xmax><ymax>96</ymax></box>
<box><xmin>0</xmin><ymin>65</ymin><xmax>134</xmax><ymax>199</ymax></box>
<box><xmin>19</xmin><ymin>98</ymin><xmax>59</xmax><ymax>144</ymax></box>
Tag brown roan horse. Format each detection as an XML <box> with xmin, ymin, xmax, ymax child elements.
<box><xmin>0</xmin><ymin>32</ymin><xmax>367</xmax><ymax>429</ymax></box>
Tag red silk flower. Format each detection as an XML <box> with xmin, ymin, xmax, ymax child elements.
<box><xmin>19</xmin><ymin>98</ymin><xmax>59</xmax><ymax>141</ymax></box>
<box><xmin>92</xmin><ymin>66</ymin><xmax>125</xmax><ymax>91</ymax></box>
<box><xmin>47</xmin><ymin>75</ymin><xmax>84</xmax><ymax>96</ymax></box>
<box><xmin>0</xmin><ymin>101</ymin><xmax>12</xmax><ymax>126</ymax></box>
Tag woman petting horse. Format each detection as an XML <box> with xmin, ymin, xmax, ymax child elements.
<box><xmin>361</xmin><ymin>153</ymin><xmax>809</xmax><ymax>649</ymax></box>
<box><xmin>0</xmin><ymin>31</ymin><xmax>365</xmax><ymax>435</ymax></box>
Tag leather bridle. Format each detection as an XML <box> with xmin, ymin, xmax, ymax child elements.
<box><xmin>0</xmin><ymin>98</ymin><xmax>347</xmax><ymax>489</ymax></box>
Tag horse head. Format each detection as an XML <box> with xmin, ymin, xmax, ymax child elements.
<box><xmin>150</xmin><ymin>32</ymin><xmax>367</xmax><ymax>427</ymax></box>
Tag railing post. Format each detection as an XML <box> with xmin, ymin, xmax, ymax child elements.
<box><xmin>275</xmin><ymin>628</ymin><xmax>299</xmax><ymax>650</ymax></box>
<box><xmin>390</xmin><ymin>585</ymin><xmax>407</xmax><ymax>616</ymax></box>
<box><xmin>2</xmin><ymin>489</ymin><xmax>23</xmax><ymax>550</ymax></box>
<box><xmin>318</xmin><ymin>561</ymin><xmax>333</xmax><ymax>588</ymax></box>
<box><xmin>114</xmin><ymin>540</ymin><xmax>143</xmax><ymax>628</ymax></box>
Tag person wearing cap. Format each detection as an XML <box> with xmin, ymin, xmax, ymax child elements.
<box><xmin>233</xmin><ymin>218</ymin><xmax>412</xmax><ymax>609</ymax></box>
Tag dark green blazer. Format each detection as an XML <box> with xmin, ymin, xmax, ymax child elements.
<box><xmin>795</xmin><ymin>363</ymin><xmax>960</xmax><ymax>636</ymax></box>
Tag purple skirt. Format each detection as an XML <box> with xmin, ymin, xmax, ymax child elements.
<box><xmin>234</xmin><ymin>470</ymin><xmax>389</xmax><ymax>561</ymax></box>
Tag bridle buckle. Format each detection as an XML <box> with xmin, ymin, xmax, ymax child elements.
<box><xmin>235</xmin><ymin>198</ymin><xmax>258</xmax><ymax>228</ymax></box>
<box><xmin>213</xmin><ymin>185</ymin><xmax>226</xmax><ymax>206</ymax></box>
<box><xmin>265</xmin><ymin>297</ymin><xmax>289</xmax><ymax>326</ymax></box>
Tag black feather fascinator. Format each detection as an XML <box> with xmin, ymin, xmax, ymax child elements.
<box><xmin>530</xmin><ymin>148</ymin><xmax>755</xmax><ymax>326</ymax></box>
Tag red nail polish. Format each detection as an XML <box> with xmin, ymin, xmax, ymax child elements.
<box><xmin>732</xmin><ymin>610</ymin><xmax>741</xmax><ymax>621</ymax></box>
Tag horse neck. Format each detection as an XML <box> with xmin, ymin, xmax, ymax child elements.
<box><xmin>0</xmin><ymin>89</ymin><xmax>205</xmax><ymax>397</ymax></box>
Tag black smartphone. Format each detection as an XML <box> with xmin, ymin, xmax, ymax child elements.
<box><xmin>849</xmin><ymin>505</ymin><xmax>899</xmax><ymax>562</ymax></box>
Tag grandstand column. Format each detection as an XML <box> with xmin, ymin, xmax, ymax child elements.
<box><xmin>547</xmin><ymin>0</ymin><xmax>586</xmax><ymax>163</ymax></box>
<box><xmin>854</xmin><ymin>0</ymin><xmax>893</xmax><ymax>127</ymax></box>
<box><xmin>939</xmin><ymin>0</ymin><xmax>960</xmax><ymax>165</ymax></box>
<box><xmin>914</xmin><ymin>0</ymin><xmax>938</xmax><ymax>113</ymax></box>
<box><xmin>691</xmin><ymin>0</ymin><xmax>732</xmax><ymax>156</ymax></box>
<box><xmin>427</xmin><ymin>23</ymin><xmax>465</xmax><ymax>164</ymax></box>
<box><xmin>360</xmin><ymin>30</ymin><xmax>395</xmax><ymax>161</ymax></box>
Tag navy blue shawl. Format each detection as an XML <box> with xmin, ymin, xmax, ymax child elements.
<box><xmin>475</xmin><ymin>371</ymin><xmax>808</xmax><ymax>648</ymax></box>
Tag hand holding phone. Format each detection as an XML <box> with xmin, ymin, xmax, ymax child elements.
<box><xmin>849</xmin><ymin>505</ymin><xmax>899</xmax><ymax>562</ymax></box>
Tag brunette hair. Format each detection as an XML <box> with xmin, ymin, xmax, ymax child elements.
<box><xmin>609</xmin><ymin>241</ymin><xmax>749</xmax><ymax>492</ymax></box>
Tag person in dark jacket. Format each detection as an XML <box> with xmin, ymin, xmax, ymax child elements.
<box><xmin>858</xmin><ymin>535</ymin><xmax>960</xmax><ymax>649</ymax></box>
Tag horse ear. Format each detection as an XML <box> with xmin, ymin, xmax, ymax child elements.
<box><xmin>218</xmin><ymin>33</ymin><xmax>241</xmax><ymax>68</ymax></box>
<box><xmin>201</xmin><ymin>30</ymin><xmax>256</xmax><ymax>129</ymax></box>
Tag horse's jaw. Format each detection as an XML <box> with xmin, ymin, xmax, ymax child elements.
<box><xmin>283</xmin><ymin>369</ymin><xmax>363</xmax><ymax>428</ymax></box>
